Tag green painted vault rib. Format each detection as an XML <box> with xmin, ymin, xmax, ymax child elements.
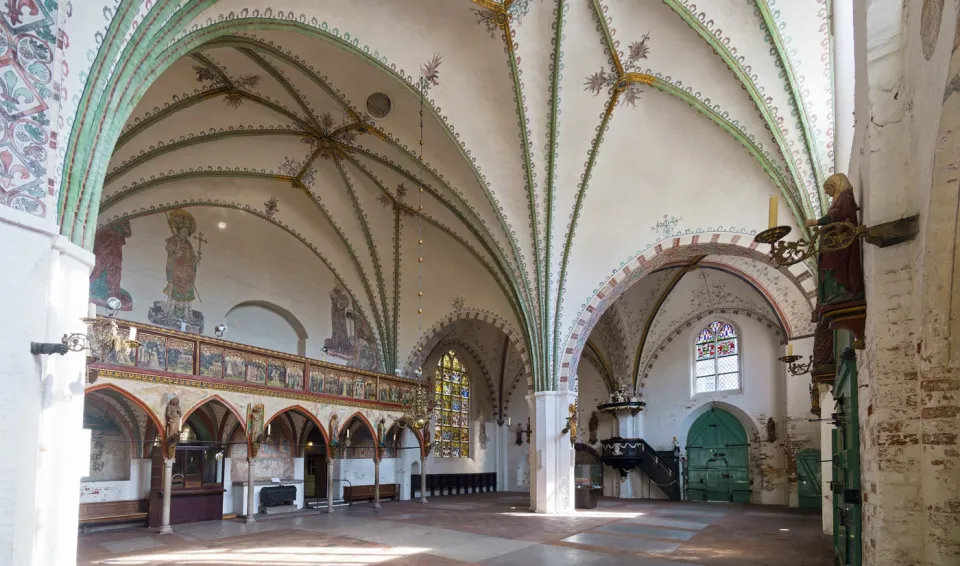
<box><xmin>97</xmin><ymin>199</ymin><xmax>386</xmax><ymax>372</ymax></box>
<box><xmin>753</xmin><ymin>0</ymin><xmax>828</xmax><ymax>211</ymax></box>
<box><xmin>236</xmin><ymin>47</ymin><xmax>322</xmax><ymax>130</ymax></box>
<box><xmin>660</xmin><ymin>0</ymin><xmax>819</xmax><ymax>220</ymax></box>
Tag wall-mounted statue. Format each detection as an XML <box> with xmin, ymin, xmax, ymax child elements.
<box><xmin>148</xmin><ymin>209</ymin><xmax>206</xmax><ymax>333</ymax></box>
<box><xmin>164</xmin><ymin>396</ymin><xmax>182</xmax><ymax>457</ymax></box>
<box><xmin>766</xmin><ymin>417</ymin><xmax>777</xmax><ymax>443</ymax></box>
<box><xmin>804</xmin><ymin>173</ymin><xmax>864</xmax><ymax>307</ymax></box>
<box><xmin>247</xmin><ymin>403</ymin><xmax>265</xmax><ymax>457</ymax></box>
<box><xmin>589</xmin><ymin>411</ymin><xmax>599</xmax><ymax>444</ymax></box>
<box><xmin>89</xmin><ymin>220</ymin><xmax>134</xmax><ymax>311</ymax></box>
<box><xmin>329</xmin><ymin>413</ymin><xmax>340</xmax><ymax>447</ymax></box>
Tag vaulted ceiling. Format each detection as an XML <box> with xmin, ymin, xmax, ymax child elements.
<box><xmin>86</xmin><ymin>0</ymin><xmax>831</xmax><ymax>387</ymax></box>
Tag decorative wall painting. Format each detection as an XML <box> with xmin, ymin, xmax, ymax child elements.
<box><xmin>136</xmin><ymin>334</ymin><xmax>166</xmax><ymax>371</ymax></box>
<box><xmin>352</xmin><ymin>378</ymin><xmax>364</xmax><ymax>399</ymax></box>
<box><xmin>199</xmin><ymin>344</ymin><xmax>224</xmax><ymax>378</ymax></box>
<box><xmin>89</xmin><ymin>220</ymin><xmax>134</xmax><ymax>311</ymax></box>
<box><xmin>247</xmin><ymin>355</ymin><xmax>267</xmax><ymax>384</ymax></box>
<box><xmin>147</xmin><ymin>209</ymin><xmax>206</xmax><ymax>334</ymax></box>
<box><xmin>267</xmin><ymin>361</ymin><xmax>285</xmax><ymax>387</ymax></box>
<box><xmin>286</xmin><ymin>362</ymin><xmax>304</xmax><ymax>390</ymax></box>
<box><xmin>166</xmin><ymin>338</ymin><xmax>194</xmax><ymax>374</ymax></box>
<box><xmin>323</xmin><ymin>283</ymin><xmax>381</xmax><ymax>371</ymax></box>
<box><xmin>379</xmin><ymin>384</ymin><xmax>389</xmax><ymax>402</ymax></box>
<box><xmin>104</xmin><ymin>343</ymin><xmax>135</xmax><ymax>366</ymax></box>
<box><xmin>223</xmin><ymin>350</ymin><xmax>246</xmax><ymax>381</ymax></box>
<box><xmin>309</xmin><ymin>367</ymin><xmax>324</xmax><ymax>393</ymax></box>
<box><xmin>365</xmin><ymin>378</ymin><xmax>377</xmax><ymax>401</ymax></box>
<box><xmin>326</xmin><ymin>375</ymin><xmax>341</xmax><ymax>396</ymax></box>
<box><xmin>339</xmin><ymin>377</ymin><xmax>351</xmax><ymax>397</ymax></box>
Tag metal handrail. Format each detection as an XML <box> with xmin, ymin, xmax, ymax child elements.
<box><xmin>332</xmin><ymin>477</ymin><xmax>353</xmax><ymax>505</ymax></box>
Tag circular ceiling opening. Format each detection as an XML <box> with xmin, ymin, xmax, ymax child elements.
<box><xmin>366</xmin><ymin>92</ymin><xmax>392</xmax><ymax>119</ymax></box>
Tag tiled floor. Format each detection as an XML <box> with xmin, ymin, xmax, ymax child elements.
<box><xmin>77</xmin><ymin>494</ymin><xmax>832</xmax><ymax>566</ymax></box>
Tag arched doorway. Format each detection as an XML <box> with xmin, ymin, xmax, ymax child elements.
<box><xmin>685</xmin><ymin>408</ymin><xmax>750</xmax><ymax>503</ymax></box>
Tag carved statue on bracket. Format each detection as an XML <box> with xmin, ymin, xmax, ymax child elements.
<box><xmin>804</xmin><ymin>173</ymin><xmax>865</xmax><ymax>308</ymax></box>
<box><xmin>766</xmin><ymin>417</ymin><xmax>777</xmax><ymax>443</ymax></box>
<box><xmin>247</xmin><ymin>403</ymin><xmax>265</xmax><ymax>458</ymax></box>
<box><xmin>164</xmin><ymin>396</ymin><xmax>182</xmax><ymax>458</ymax></box>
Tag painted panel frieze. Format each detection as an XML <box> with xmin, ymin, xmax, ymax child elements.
<box><xmin>323</xmin><ymin>283</ymin><xmax>380</xmax><ymax>371</ymax></box>
<box><xmin>223</xmin><ymin>349</ymin><xmax>246</xmax><ymax>381</ymax></box>
<box><xmin>365</xmin><ymin>378</ymin><xmax>377</xmax><ymax>401</ymax></box>
<box><xmin>308</xmin><ymin>367</ymin><xmax>324</xmax><ymax>394</ymax></box>
<box><xmin>90</xmin><ymin>221</ymin><xmax>134</xmax><ymax>311</ymax></box>
<box><xmin>285</xmin><ymin>362</ymin><xmax>304</xmax><ymax>390</ymax></box>
<box><xmin>246</xmin><ymin>355</ymin><xmax>266</xmax><ymax>384</ymax></box>
<box><xmin>147</xmin><ymin>209</ymin><xmax>205</xmax><ymax>334</ymax></box>
<box><xmin>166</xmin><ymin>338</ymin><xmax>194</xmax><ymax>375</ymax></box>
<box><xmin>199</xmin><ymin>344</ymin><xmax>224</xmax><ymax>378</ymax></box>
<box><xmin>266</xmin><ymin>360</ymin><xmax>286</xmax><ymax>388</ymax></box>
<box><xmin>136</xmin><ymin>334</ymin><xmax>166</xmax><ymax>371</ymax></box>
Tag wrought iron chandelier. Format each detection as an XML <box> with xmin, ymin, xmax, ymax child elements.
<box><xmin>399</xmin><ymin>69</ymin><xmax>434</xmax><ymax>433</ymax></box>
<box><xmin>31</xmin><ymin>297</ymin><xmax>140</xmax><ymax>361</ymax></box>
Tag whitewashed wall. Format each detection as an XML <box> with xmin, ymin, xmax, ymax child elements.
<box><xmin>78</xmin><ymin>460</ymin><xmax>151</xmax><ymax>504</ymax></box>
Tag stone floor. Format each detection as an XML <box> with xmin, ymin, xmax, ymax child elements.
<box><xmin>77</xmin><ymin>494</ymin><xmax>832</xmax><ymax>566</ymax></box>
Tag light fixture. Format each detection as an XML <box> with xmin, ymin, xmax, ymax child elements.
<box><xmin>31</xmin><ymin>297</ymin><xmax>140</xmax><ymax>369</ymax></box>
<box><xmin>307</xmin><ymin>441</ymin><xmax>313</xmax><ymax>447</ymax></box>
<box><xmin>399</xmin><ymin>67</ymin><xmax>434</xmax><ymax>437</ymax></box>
<box><xmin>215</xmin><ymin>323</ymin><xmax>227</xmax><ymax>339</ymax></box>
<box><xmin>515</xmin><ymin>418</ymin><xmax>532</xmax><ymax>446</ymax></box>
<box><xmin>217</xmin><ymin>221</ymin><xmax>227</xmax><ymax>230</ymax></box>
<box><xmin>755</xmin><ymin>195</ymin><xmax>863</xmax><ymax>267</ymax></box>
<box><xmin>778</xmin><ymin>343</ymin><xmax>813</xmax><ymax>375</ymax></box>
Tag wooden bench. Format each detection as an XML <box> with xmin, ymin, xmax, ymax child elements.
<box><xmin>343</xmin><ymin>484</ymin><xmax>398</xmax><ymax>503</ymax></box>
<box><xmin>78</xmin><ymin>500</ymin><xmax>148</xmax><ymax>532</ymax></box>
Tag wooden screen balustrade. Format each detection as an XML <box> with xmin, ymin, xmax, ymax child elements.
<box><xmin>89</xmin><ymin>318</ymin><xmax>419</xmax><ymax>410</ymax></box>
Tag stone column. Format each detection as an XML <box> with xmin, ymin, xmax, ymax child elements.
<box><xmin>326</xmin><ymin>457</ymin><xmax>335</xmax><ymax>514</ymax></box>
<box><xmin>159</xmin><ymin>457</ymin><xmax>175</xmax><ymax>534</ymax></box>
<box><xmin>419</xmin><ymin>452</ymin><xmax>428</xmax><ymax>504</ymax></box>
<box><xmin>528</xmin><ymin>390</ymin><xmax>577</xmax><ymax>514</ymax></box>
<box><xmin>373</xmin><ymin>458</ymin><xmax>382</xmax><ymax>509</ymax></box>
<box><xmin>245</xmin><ymin>458</ymin><xmax>256</xmax><ymax>523</ymax></box>
<box><xmin>614</xmin><ymin>411</ymin><xmax>641</xmax><ymax>499</ymax></box>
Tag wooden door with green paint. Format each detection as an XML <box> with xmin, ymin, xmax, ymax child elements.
<box><xmin>685</xmin><ymin>408</ymin><xmax>751</xmax><ymax>503</ymax></box>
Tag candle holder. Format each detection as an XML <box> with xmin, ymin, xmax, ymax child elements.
<box><xmin>778</xmin><ymin>354</ymin><xmax>814</xmax><ymax>376</ymax></box>
<box><xmin>754</xmin><ymin>221</ymin><xmax>865</xmax><ymax>267</ymax></box>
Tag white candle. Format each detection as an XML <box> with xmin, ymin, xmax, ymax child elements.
<box><xmin>788</xmin><ymin>343</ymin><xmax>794</xmax><ymax>357</ymax></box>
<box><xmin>768</xmin><ymin>196</ymin><xmax>779</xmax><ymax>229</ymax></box>
<box><xmin>88</xmin><ymin>303</ymin><xmax>97</xmax><ymax>319</ymax></box>
<box><xmin>128</xmin><ymin>327</ymin><xmax>137</xmax><ymax>341</ymax></box>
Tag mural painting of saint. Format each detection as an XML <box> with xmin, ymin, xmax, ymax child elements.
<box><xmin>148</xmin><ymin>209</ymin><xmax>206</xmax><ymax>333</ymax></box>
<box><xmin>322</xmin><ymin>283</ymin><xmax>381</xmax><ymax>371</ymax></box>
<box><xmin>89</xmin><ymin>220</ymin><xmax>134</xmax><ymax>311</ymax></box>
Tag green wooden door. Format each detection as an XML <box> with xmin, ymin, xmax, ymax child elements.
<box><xmin>797</xmin><ymin>448</ymin><xmax>822</xmax><ymax>509</ymax></box>
<box><xmin>832</xmin><ymin>347</ymin><xmax>862</xmax><ymax>566</ymax></box>
<box><xmin>685</xmin><ymin>408</ymin><xmax>751</xmax><ymax>503</ymax></box>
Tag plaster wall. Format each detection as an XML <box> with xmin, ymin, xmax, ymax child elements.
<box><xmin>504</xmin><ymin>378</ymin><xmax>532</xmax><ymax>492</ymax></box>
<box><xmin>641</xmin><ymin>313</ymin><xmax>793</xmax><ymax>505</ymax></box>
<box><xmin>78</xmin><ymin>460</ymin><xmax>151</xmax><ymax>504</ymax></box>
<box><xmin>225</xmin><ymin>304</ymin><xmax>302</xmax><ymax>357</ymax></box>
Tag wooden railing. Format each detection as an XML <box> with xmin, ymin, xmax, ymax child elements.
<box><xmin>90</xmin><ymin>318</ymin><xmax>419</xmax><ymax>410</ymax></box>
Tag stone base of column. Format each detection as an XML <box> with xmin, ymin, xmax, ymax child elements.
<box><xmin>158</xmin><ymin>525</ymin><xmax>173</xmax><ymax>535</ymax></box>
<box><xmin>244</xmin><ymin>515</ymin><xmax>256</xmax><ymax>524</ymax></box>
<box><xmin>528</xmin><ymin>391</ymin><xmax>577</xmax><ymax>514</ymax></box>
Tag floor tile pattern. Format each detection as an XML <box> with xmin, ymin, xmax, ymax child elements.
<box><xmin>78</xmin><ymin>494</ymin><xmax>832</xmax><ymax>566</ymax></box>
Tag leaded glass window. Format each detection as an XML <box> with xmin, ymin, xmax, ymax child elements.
<box><xmin>695</xmin><ymin>321</ymin><xmax>740</xmax><ymax>393</ymax></box>
<box><xmin>433</xmin><ymin>351</ymin><xmax>470</xmax><ymax>458</ymax></box>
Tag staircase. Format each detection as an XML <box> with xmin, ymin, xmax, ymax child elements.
<box><xmin>599</xmin><ymin>437</ymin><xmax>682</xmax><ymax>501</ymax></box>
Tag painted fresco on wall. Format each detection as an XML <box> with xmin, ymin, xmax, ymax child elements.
<box><xmin>166</xmin><ymin>338</ymin><xmax>194</xmax><ymax>374</ymax></box>
<box><xmin>286</xmin><ymin>362</ymin><xmax>304</xmax><ymax>390</ymax></box>
<box><xmin>199</xmin><ymin>345</ymin><xmax>223</xmax><ymax>378</ymax></box>
<box><xmin>223</xmin><ymin>350</ymin><xmax>246</xmax><ymax>380</ymax></box>
<box><xmin>137</xmin><ymin>334</ymin><xmax>166</xmax><ymax>371</ymax></box>
<box><xmin>323</xmin><ymin>283</ymin><xmax>380</xmax><ymax>371</ymax></box>
<box><xmin>89</xmin><ymin>221</ymin><xmax>134</xmax><ymax>311</ymax></box>
<box><xmin>147</xmin><ymin>209</ymin><xmax>206</xmax><ymax>333</ymax></box>
<box><xmin>267</xmin><ymin>361</ymin><xmax>285</xmax><ymax>387</ymax></box>
<box><xmin>365</xmin><ymin>378</ymin><xmax>377</xmax><ymax>401</ymax></box>
<box><xmin>325</xmin><ymin>374</ymin><xmax>341</xmax><ymax>396</ymax></box>
<box><xmin>247</xmin><ymin>355</ymin><xmax>266</xmax><ymax>384</ymax></box>
<box><xmin>352</xmin><ymin>377</ymin><xmax>364</xmax><ymax>399</ymax></box>
<box><xmin>379</xmin><ymin>383</ymin><xmax>389</xmax><ymax>402</ymax></box>
<box><xmin>309</xmin><ymin>367</ymin><xmax>324</xmax><ymax>393</ymax></box>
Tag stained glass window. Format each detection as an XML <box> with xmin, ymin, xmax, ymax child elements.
<box><xmin>433</xmin><ymin>351</ymin><xmax>470</xmax><ymax>458</ymax></box>
<box><xmin>694</xmin><ymin>321</ymin><xmax>740</xmax><ymax>393</ymax></box>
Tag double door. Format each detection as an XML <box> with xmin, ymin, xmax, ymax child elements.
<box><xmin>685</xmin><ymin>408</ymin><xmax>751</xmax><ymax>503</ymax></box>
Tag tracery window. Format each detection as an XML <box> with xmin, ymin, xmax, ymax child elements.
<box><xmin>694</xmin><ymin>321</ymin><xmax>740</xmax><ymax>393</ymax></box>
<box><xmin>433</xmin><ymin>350</ymin><xmax>470</xmax><ymax>458</ymax></box>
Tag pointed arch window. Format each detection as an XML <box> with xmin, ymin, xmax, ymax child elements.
<box><xmin>695</xmin><ymin>321</ymin><xmax>740</xmax><ymax>393</ymax></box>
<box><xmin>433</xmin><ymin>350</ymin><xmax>470</xmax><ymax>458</ymax></box>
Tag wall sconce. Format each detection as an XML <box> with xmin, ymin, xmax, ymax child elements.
<box><xmin>30</xmin><ymin>297</ymin><xmax>140</xmax><ymax>365</ymax></box>
<box><xmin>214</xmin><ymin>323</ymin><xmax>227</xmax><ymax>339</ymax></box>
<box><xmin>754</xmin><ymin>222</ymin><xmax>864</xmax><ymax>267</ymax></box>
<box><xmin>515</xmin><ymin>418</ymin><xmax>532</xmax><ymax>446</ymax></box>
<box><xmin>779</xmin><ymin>354</ymin><xmax>814</xmax><ymax>376</ymax></box>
